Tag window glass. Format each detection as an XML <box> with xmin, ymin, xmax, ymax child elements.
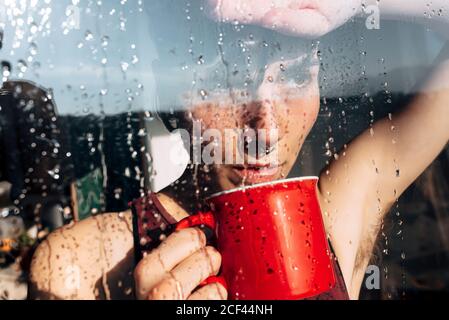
<box><xmin>0</xmin><ymin>0</ymin><xmax>448</xmax><ymax>300</ymax></box>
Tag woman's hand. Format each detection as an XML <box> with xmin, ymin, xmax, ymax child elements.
<box><xmin>205</xmin><ymin>0</ymin><xmax>362</xmax><ymax>38</ymax></box>
<box><xmin>134</xmin><ymin>227</ymin><xmax>227</xmax><ymax>300</ymax></box>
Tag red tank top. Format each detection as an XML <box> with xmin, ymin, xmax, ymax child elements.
<box><xmin>130</xmin><ymin>193</ymin><xmax>350</xmax><ymax>300</ymax></box>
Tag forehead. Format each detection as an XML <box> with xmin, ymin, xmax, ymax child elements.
<box><xmin>146</xmin><ymin>1</ymin><xmax>315</xmax><ymax>113</ymax></box>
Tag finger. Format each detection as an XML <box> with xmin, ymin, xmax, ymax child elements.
<box><xmin>188</xmin><ymin>283</ymin><xmax>228</xmax><ymax>301</ymax></box>
<box><xmin>148</xmin><ymin>246</ymin><xmax>221</xmax><ymax>300</ymax></box>
<box><xmin>134</xmin><ymin>227</ymin><xmax>206</xmax><ymax>300</ymax></box>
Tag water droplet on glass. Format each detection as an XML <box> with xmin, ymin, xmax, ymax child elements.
<box><xmin>85</xmin><ymin>30</ymin><xmax>94</xmax><ymax>41</ymax></box>
<box><xmin>17</xmin><ymin>60</ymin><xmax>28</xmax><ymax>73</ymax></box>
<box><xmin>121</xmin><ymin>62</ymin><xmax>129</xmax><ymax>72</ymax></box>
<box><xmin>101</xmin><ymin>36</ymin><xmax>110</xmax><ymax>47</ymax></box>
<box><xmin>199</xmin><ymin>89</ymin><xmax>208</xmax><ymax>100</ymax></box>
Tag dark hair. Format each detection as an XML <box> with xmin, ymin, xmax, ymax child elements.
<box><xmin>416</xmin><ymin>145</ymin><xmax>449</xmax><ymax>251</ymax></box>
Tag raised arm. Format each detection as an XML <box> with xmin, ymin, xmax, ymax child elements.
<box><xmin>318</xmin><ymin>0</ymin><xmax>449</xmax><ymax>297</ymax></box>
<box><xmin>371</xmin><ymin>43</ymin><xmax>449</xmax><ymax>203</ymax></box>
<box><xmin>328</xmin><ymin>0</ymin><xmax>449</xmax><ymax>223</ymax></box>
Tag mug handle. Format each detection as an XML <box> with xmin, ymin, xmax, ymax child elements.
<box><xmin>175</xmin><ymin>213</ymin><xmax>228</xmax><ymax>292</ymax></box>
<box><xmin>175</xmin><ymin>212</ymin><xmax>216</xmax><ymax>232</ymax></box>
<box><xmin>199</xmin><ymin>276</ymin><xmax>228</xmax><ymax>291</ymax></box>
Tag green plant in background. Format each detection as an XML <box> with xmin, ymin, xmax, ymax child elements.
<box><xmin>75</xmin><ymin>168</ymin><xmax>105</xmax><ymax>221</ymax></box>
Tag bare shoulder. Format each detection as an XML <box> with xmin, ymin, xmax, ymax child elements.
<box><xmin>29</xmin><ymin>211</ymin><xmax>135</xmax><ymax>300</ymax></box>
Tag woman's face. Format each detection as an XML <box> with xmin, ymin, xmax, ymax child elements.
<box><xmin>156</xmin><ymin>0</ymin><xmax>329</xmax><ymax>194</ymax></box>
<box><xmin>184</xmin><ymin>57</ymin><xmax>321</xmax><ymax>192</ymax></box>
<box><xmin>173</xmin><ymin>0</ymin><xmax>357</xmax><ymax>193</ymax></box>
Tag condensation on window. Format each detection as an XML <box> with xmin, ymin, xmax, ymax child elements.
<box><xmin>0</xmin><ymin>0</ymin><xmax>448</xmax><ymax>301</ymax></box>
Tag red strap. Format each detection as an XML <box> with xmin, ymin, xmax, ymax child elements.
<box><xmin>175</xmin><ymin>212</ymin><xmax>216</xmax><ymax>231</ymax></box>
<box><xmin>199</xmin><ymin>276</ymin><xmax>228</xmax><ymax>291</ymax></box>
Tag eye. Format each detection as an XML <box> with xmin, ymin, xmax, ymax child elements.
<box><xmin>278</xmin><ymin>59</ymin><xmax>315</xmax><ymax>89</ymax></box>
<box><xmin>281</xmin><ymin>70</ymin><xmax>313</xmax><ymax>90</ymax></box>
<box><xmin>291</xmin><ymin>72</ymin><xmax>312</xmax><ymax>88</ymax></box>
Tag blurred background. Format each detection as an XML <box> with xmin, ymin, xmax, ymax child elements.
<box><xmin>0</xmin><ymin>0</ymin><xmax>448</xmax><ymax>300</ymax></box>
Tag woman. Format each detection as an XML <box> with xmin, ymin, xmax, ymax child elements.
<box><xmin>29</xmin><ymin>0</ymin><xmax>449</xmax><ymax>300</ymax></box>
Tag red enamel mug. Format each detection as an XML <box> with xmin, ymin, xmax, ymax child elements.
<box><xmin>178</xmin><ymin>177</ymin><xmax>336</xmax><ymax>300</ymax></box>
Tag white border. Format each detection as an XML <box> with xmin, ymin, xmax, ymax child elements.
<box><xmin>208</xmin><ymin>176</ymin><xmax>319</xmax><ymax>200</ymax></box>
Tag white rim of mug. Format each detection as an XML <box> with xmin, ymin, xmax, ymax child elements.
<box><xmin>207</xmin><ymin>176</ymin><xmax>319</xmax><ymax>200</ymax></box>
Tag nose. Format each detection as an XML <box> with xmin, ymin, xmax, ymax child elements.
<box><xmin>240</xmin><ymin>61</ymin><xmax>290</xmax><ymax>146</ymax></box>
<box><xmin>243</xmin><ymin>100</ymin><xmax>286</xmax><ymax>147</ymax></box>
<box><xmin>237</xmin><ymin>55</ymin><xmax>316</xmax><ymax>149</ymax></box>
